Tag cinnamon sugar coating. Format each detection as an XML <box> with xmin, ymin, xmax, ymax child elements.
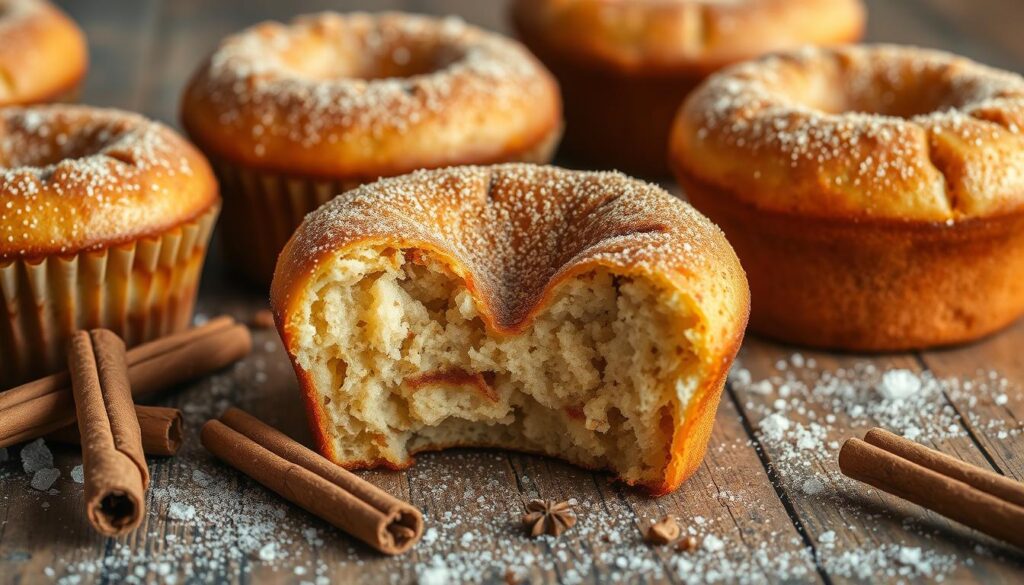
<box><xmin>0</xmin><ymin>0</ymin><xmax>87</xmax><ymax>105</ymax></box>
<box><xmin>273</xmin><ymin>164</ymin><xmax>746</xmax><ymax>336</ymax></box>
<box><xmin>0</xmin><ymin>106</ymin><xmax>219</xmax><ymax>259</ymax></box>
<box><xmin>671</xmin><ymin>45</ymin><xmax>1024</xmax><ymax>221</ymax></box>
<box><xmin>181</xmin><ymin>12</ymin><xmax>562</xmax><ymax>179</ymax></box>
<box><xmin>272</xmin><ymin>164</ymin><xmax>749</xmax><ymax>493</ymax></box>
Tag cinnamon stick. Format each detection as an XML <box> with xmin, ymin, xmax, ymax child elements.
<box><xmin>863</xmin><ymin>428</ymin><xmax>1024</xmax><ymax>508</ymax></box>
<box><xmin>839</xmin><ymin>430</ymin><xmax>1024</xmax><ymax>550</ymax></box>
<box><xmin>68</xmin><ymin>330</ymin><xmax>149</xmax><ymax>536</ymax></box>
<box><xmin>201</xmin><ymin>407</ymin><xmax>423</xmax><ymax>554</ymax></box>
<box><xmin>47</xmin><ymin>405</ymin><xmax>183</xmax><ymax>456</ymax></box>
<box><xmin>0</xmin><ymin>317</ymin><xmax>250</xmax><ymax>448</ymax></box>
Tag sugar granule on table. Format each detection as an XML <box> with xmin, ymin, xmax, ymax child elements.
<box><xmin>30</xmin><ymin>468</ymin><xmax>60</xmax><ymax>491</ymax></box>
<box><xmin>21</xmin><ymin>438</ymin><xmax>54</xmax><ymax>474</ymax></box>
<box><xmin>10</xmin><ymin>327</ymin><xmax>1021</xmax><ymax>584</ymax></box>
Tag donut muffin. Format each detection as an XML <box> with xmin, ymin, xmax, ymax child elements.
<box><xmin>0</xmin><ymin>0</ymin><xmax>88</xmax><ymax>106</ymax></box>
<box><xmin>670</xmin><ymin>45</ymin><xmax>1024</xmax><ymax>351</ymax></box>
<box><xmin>511</xmin><ymin>0</ymin><xmax>865</xmax><ymax>175</ymax></box>
<box><xmin>0</xmin><ymin>106</ymin><xmax>219</xmax><ymax>388</ymax></box>
<box><xmin>271</xmin><ymin>164</ymin><xmax>749</xmax><ymax>494</ymax></box>
<box><xmin>182</xmin><ymin>12</ymin><xmax>563</xmax><ymax>284</ymax></box>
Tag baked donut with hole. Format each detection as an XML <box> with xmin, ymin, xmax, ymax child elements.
<box><xmin>0</xmin><ymin>0</ymin><xmax>87</xmax><ymax>105</ymax></box>
<box><xmin>181</xmin><ymin>12</ymin><xmax>563</xmax><ymax>284</ymax></box>
<box><xmin>0</xmin><ymin>106</ymin><xmax>219</xmax><ymax>387</ymax></box>
<box><xmin>670</xmin><ymin>45</ymin><xmax>1024</xmax><ymax>350</ymax></box>
<box><xmin>270</xmin><ymin>164</ymin><xmax>749</xmax><ymax>495</ymax></box>
<box><xmin>511</xmin><ymin>0</ymin><xmax>864</xmax><ymax>176</ymax></box>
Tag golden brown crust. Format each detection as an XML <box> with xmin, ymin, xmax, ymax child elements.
<box><xmin>671</xmin><ymin>45</ymin><xmax>1024</xmax><ymax>221</ymax></box>
<box><xmin>511</xmin><ymin>0</ymin><xmax>865</xmax><ymax>74</ymax></box>
<box><xmin>0</xmin><ymin>106</ymin><xmax>220</xmax><ymax>260</ymax></box>
<box><xmin>180</xmin><ymin>12</ymin><xmax>562</xmax><ymax>180</ymax></box>
<box><xmin>272</xmin><ymin>164</ymin><xmax>749</xmax><ymax>493</ymax></box>
<box><xmin>0</xmin><ymin>0</ymin><xmax>87</xmax><ymax>106</ymax></box>
<box><xmin>678</xmin><ymin>170</ymin><xmax>1024</xmax><ymax>350</ymax></box>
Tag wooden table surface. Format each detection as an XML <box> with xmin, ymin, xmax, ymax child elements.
<box><xmin>2</xmin><ymin>1</ymin><xmax>1023</xmax><ymax>583</ymax></box>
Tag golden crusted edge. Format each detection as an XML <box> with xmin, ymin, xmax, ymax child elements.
<box><xmin>270</xmin><ymin>165</ymin><xmax>749</xmax><ymax>493</ymax></box>
<box><xmin>0</xmin><ymin>107</ymin><xmax>221</xmax><ymax>260</ymax></box>
<box><xmin>179</xmin><ymin>13</ymin><xmax>563</xmax><ymax>178</ymax></box>
<box><xmin>670</xmin><ymin>45</ymin><xmax>1024</xmax><ymax>221</ymax></box>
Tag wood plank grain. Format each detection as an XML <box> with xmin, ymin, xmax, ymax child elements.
<box><xmin>918</xmin><ymin>319</ymin><xmax>1024</xmax><ymax>481</ymax></box>
<box><xmin>730</xmin><ymin>339</ymin><xmax>1024</xmax><ymax>582</ymax></box>
<box><xmin>3</xmin><ymin>0</ymin><xmax>1024</xmax><ymax>583</ymax></box>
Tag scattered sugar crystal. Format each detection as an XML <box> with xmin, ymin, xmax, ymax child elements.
<box><xmin>257</xmin><ymin>543</ymin><xmax>277</xmax><ymax>562</ymax></box>
<box><xmin>801</xmin><ymin>477</ymin><xmax>825</xmax><ymax>495</ymax></box>
<box><xmin>878</xmin><ymin>369</ymin><xmax>922</xmax><ymax>400</ymax></box>
<box><xmin>759</xmin><ymin>413</ymin><xmax>791</xmax><ymax>440</ymax></box>
<box><xmin>903</xmin><ymin>425</ymin><xmax>923</xmax><ymax>441</ymax></box>
<box><xmin>819</xmin><ymin>530</ymin><xmax>836</xmax><ymax>545</ymax></box>
<box><xmin>191</xmin><ymin>469</ymin><xmax>212</xmax><ymax>486</ymax></box>
<box><xmin>71</xmin><ymin>465</ymin><xmax>84</xmax><ymax>484</ymax></box>
<box><xmin>31</xmin><ymin>468</ymin><xmax>60</xmax><ymax>491</ymax></box>
<box><xmin>702</xmin><ymin>534</ymin><xmax>725</xmax><ymax>552</ymax></box>
<box><xmin>167</xmin><ymin>502</ymin><xmax>196</xmax><ymax>521</ymax></box>
<box><xmin>21</xmin><ymin>439</ymin><xmax>53</xmax><ymax>474</ymax></box>
<box><xmin>418</xmin><ymin>561</ymin><xmax>451</xmax><ymax>585</ymax></box>
<box><xmin>994</xmin><ymin>394</ymin><xmax>1008</xmax><ymax>405</ymax></box>
<box><xmin>422</xmin><ymin>527</ymin><xmax>438</xmax><ymax>545</ymax></box>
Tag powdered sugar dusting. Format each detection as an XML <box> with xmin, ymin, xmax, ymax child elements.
<box><xmin>190</xmin><ymin>12</ymin><xmax>552</xmax><ymax>154</ymax></box>
<box><xmin>681</xmin><ymin>44</ymin><xmax>1024</xmax><ymax>219</ymax></box>
<box><xmin>0</xmin><ymin>106</ymin><xmax>209</xmax><ymax>258</ymax></box>
<box><xmin>278</xmin><ymin>164</ymin><xmax>742</xmax><ymax>335</ymax></box>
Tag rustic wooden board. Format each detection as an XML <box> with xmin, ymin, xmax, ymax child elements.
<box><xmin>1</xmin><ymin>1</ymin><xmax>1023</xmax><ymax>583</ymax></box>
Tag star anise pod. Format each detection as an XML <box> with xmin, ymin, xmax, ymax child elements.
<box><xmin>522</xmin><ymin>499</ymin><xmax>576</xmax><ymax>537</ymax></box>
<box><xmin>645</xmin><ymin>516</ymin><xmax>681</xmax><ymax>545</ymax></box>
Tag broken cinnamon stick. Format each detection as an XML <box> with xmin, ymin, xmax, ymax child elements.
<box><xmin>47</xmin><ymin>405</ymin><xmax>183</xmax><ymax>457</ymax></box>
<box><xmin>68</xmin><ymin>330</ymin><xmax>149</xmax><ymax>536</ymax></box>
<box><xmin>201</xmin><ymin>407</ymin><xmax>423</xmax><ymax>554</ymax></box>
<box><xmin>0</xmin><ymin>317</ymin><xmax>250</xmax><ymax>448</ymax></box>
<box><xmin>839</xmin><ymin>428</ymin><xmax>1024</xmax><ymax>550</ymax></box>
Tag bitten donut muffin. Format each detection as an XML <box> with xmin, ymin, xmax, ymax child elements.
<box><xmin>182</xmin><ymin>12</ymin><xmax>563</xmax><ymax>284</ymax></box>
<box><xmin>0</xmin><ymin>0</ymin><xmax>88</xmax><ymax>106</ymax></box>
<box><xmin>271</xmin><ymin>164</ymin><xmax>749</xmax><ymax>494</ymax></box>
<box><xmin>670</xmin><ymin>45</ymin><xmax>1024</xmax><ymax>351</ymax></box>
<box><xmin>0</xmin><ymin>106</ymin><xmax>220</xmax><ymax>388</ymax></box>
<box><xmin>511</xmin><ymin>0</ymin><xmax>865</xmax><ymax>175</ymax></box>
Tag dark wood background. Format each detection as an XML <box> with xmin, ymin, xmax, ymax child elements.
<box><xmin>1</xmin><ymin>1</ymin><xmax>1023</xmax><ymax>583</ymax></box>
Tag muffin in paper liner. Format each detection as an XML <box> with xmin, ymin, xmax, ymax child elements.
<box><xmin>0</xmin><ymin>106</ymin><xmax>221</xmax><ymax>389</ymax></box>
<box><xmin>181</xmin><ymin>12</ymin><xmax>564</xmax><ymax>285</ymax></box>
<box><xmin>0</xmin><ymin>205</ymin><xmax>219</xmax><ymax>388</ymax></box>
<box><xmin>214</xmin><ymin>161</ymin><xmax>359</xmax><ymax>285</ymax></box>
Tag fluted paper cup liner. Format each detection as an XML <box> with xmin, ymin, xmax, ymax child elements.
<box><xmin>213</xmin><ymin>160</ymin><xmax>359</xmax><ymax>285</ymax></box>
<box><xmin>0</xmin><ymin>204</ymin><xmax>219</xmax><ymax>389</ymax></box>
